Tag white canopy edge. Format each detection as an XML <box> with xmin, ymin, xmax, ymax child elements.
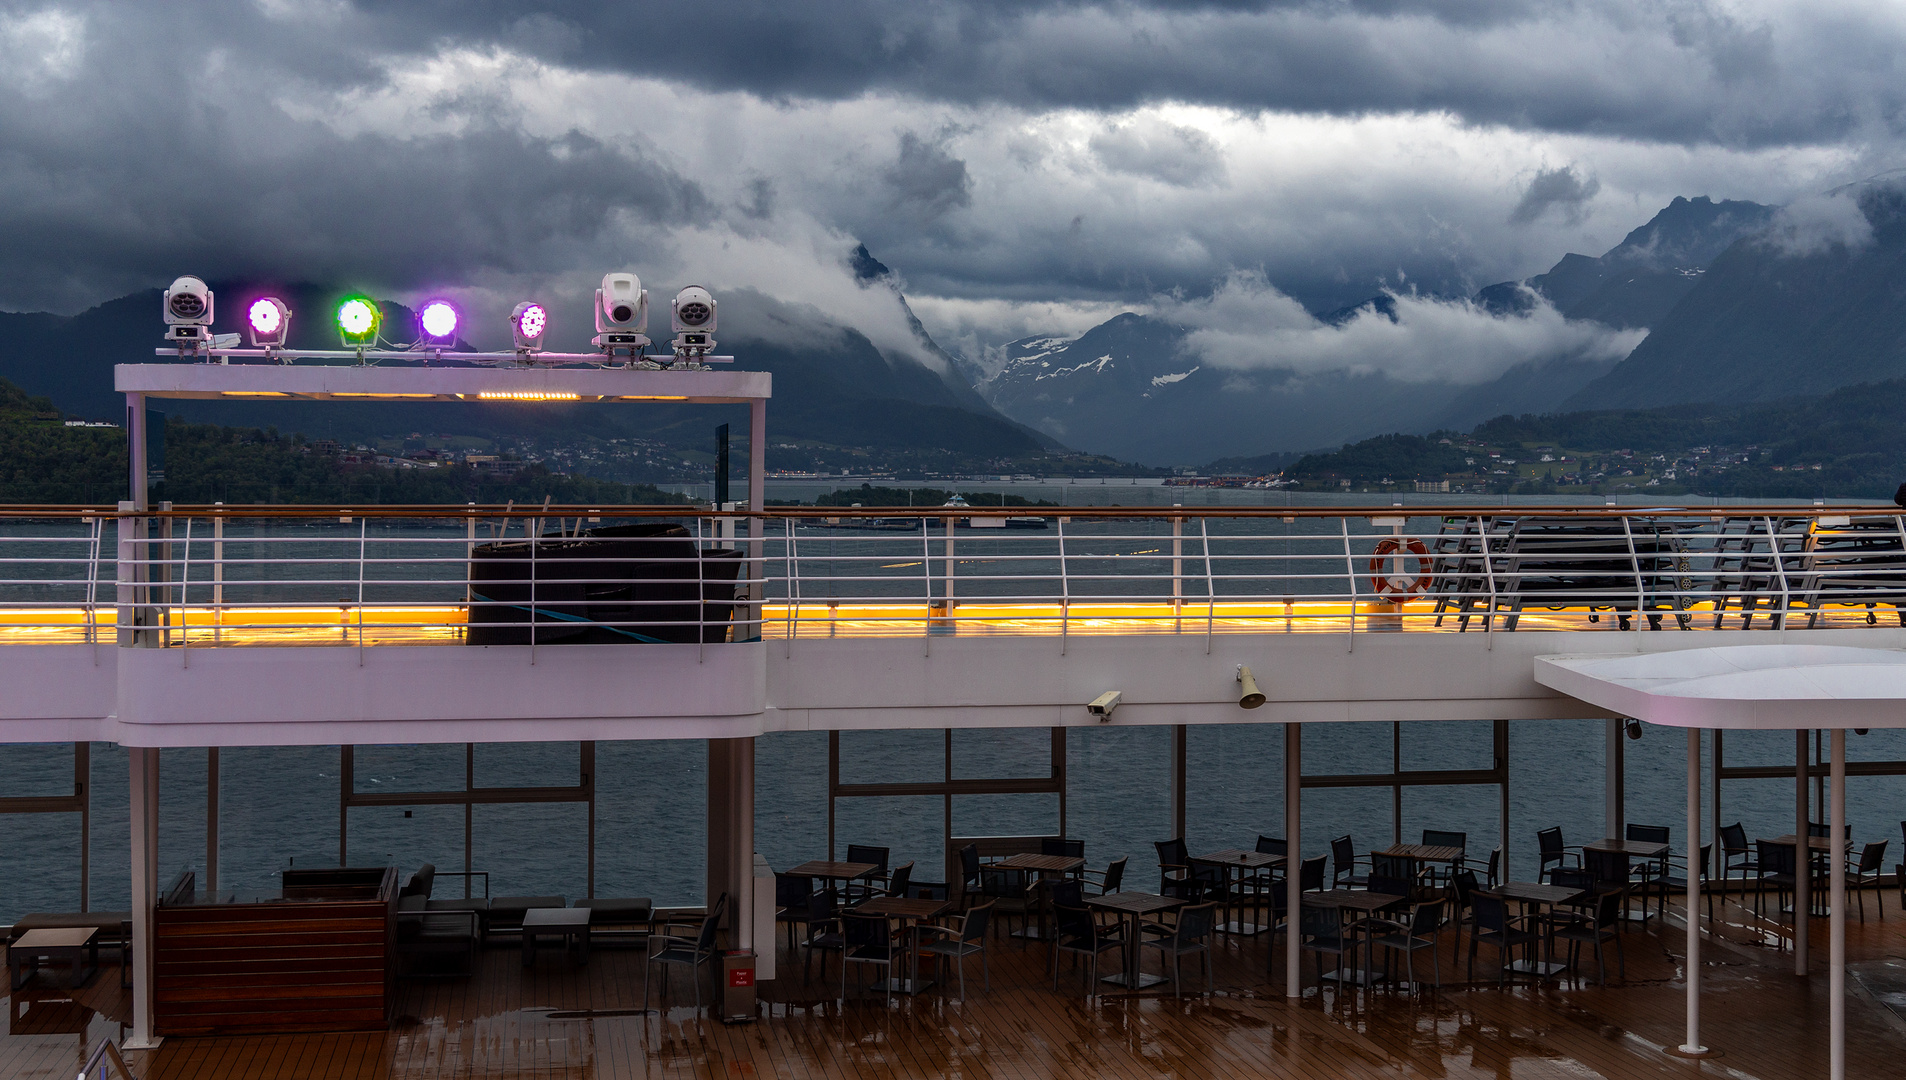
<box><xmin>1534</xmin><ymin>644</ymin><xmax>1906</xmax><ymax>729</ymax></box>
<box><xmin>115</xmin><ymin>362</ymin><xmax>771</xmax><ymax>403</ymax></box>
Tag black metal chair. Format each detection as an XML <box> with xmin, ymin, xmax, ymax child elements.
<box><xmin>1584</xmin><ymin>847</ymin><xmax>1635</xmax><ymax>922</ymax></box>
<box><xmin>800</xmin><ymin>887</ymin><xmax>843</xmax><ymax>985</ymax></box>
<box><xmin>1625</xmin><ymin>824</ymin><xmax>1672</xmax><ymax>915</ymax></box>
<box><xmin>1084</xmin><ymin>856</ymin><xmax>1127</xmax><ymax>897</ymax></box>
<box><xmin>958</xmin><ymin>843</ymin><xmax>984</xmax><ymax>908</ymax></box>
<box><xmin>1155</xmin><ymin>837</ymin><xmax>1222</xmax><ymax>902</ymax></box>
<box><xmin>883</xmin><ymin>861</ymin><xmax>914</xmax><ymax>899</ymax></box>
<box><xmin>1370</xmin><ymin>899</ymin><xmax>1445</xmax><ymax>991</ymax></box>
<box><xmin>1370</xmin><ymin>854</ymin><xmax>1416</xmax><ymax>888</ymax></box>
<box><xmin>1537</xmin><ymin>827</ymin><xmax>1579</xmax><ymax>883</ymax></box>
<box><xmin>1550</xmin><ymin>886</ymin><xmax>1627</xmax><ymax>985</ymax></box>
<box><xmin>1649</xmin><ymin>844</ymin><xmax>1714</xmax><ymax>926</ymax></box>
<box><xmin>1142</xmin><ymin>902</ymin><xmax>1216</xmax><ymax>997</ymax></box>
<box><xmin>1720</xmin><ymin>822</ymin><xmax>1760</xmax><ymax>899</ymax></box>
<box><xmin>1422</xmin><ymin>829</ymin><xmax>1467</xmax><ymax>887</ymax></box>
<box><xmin>845</xmin><ymin>844</ymin><xmax>890</xmax><ymax>903</ymax></box>
<box><xmin>1331</xmin><ymin>835</ymin><xmax>1370</xmax><ymax>890</ymax></box>
<box><xmin>1447</xmin><ymin>869</ymin><xmax>1479</xmax><ymax>953</ymax></box>
<box><xmin>1849</xmin><ymin>840</ymin><xmax>1888</xmax><ymax>921</ymax></box>
<box><xmin>1755</xmin><ymin>839</ymin><xmax>1796</xmax><ymax>923</ymax></box>
<box><xmin>774</xmin><ymin>872</ymin><xmax>813</xmax><ymax>951</ymax></box>
<box><xmin>1467</xmin><ymin>891</ymin><xmax>1537</xmax><ymax>986</ymax></box>
<box><xmin>1051</xmin><ymin>904</ymin><xmax>1124</xmax><ymax>997</ymax></box>
<box><xmin>1299</xmin><ymin>854</ymin><xmax>1327</xmax><ymax>893</ymax></box>
<box><xmin>1464</xmin><ymin>846</ymin><xmax>1501</xmax><ymax>889</ymax></box>
<box><xmin>645</xmin><ymin>893</ymin><xmax>726</xmax><ymax>1013</ymax></box>
<box><xmin>1298</xmin><ymin>903</ymin><xmax>1357</xmax><ymax>985</ymax></box>
<box><xmin>840</xmin><ymin>910</ymin><xmax>899</xmax><ymax>1004</ymax></box>
<box><xmin>918</xmin><ymin>903</ymin><xmax>993</xmax><ymax>999</ymax></box>
<box><xmin>1042</xmin><ymin>837</ymin><xmax>1085</xmax><ymax>877</ymax></box>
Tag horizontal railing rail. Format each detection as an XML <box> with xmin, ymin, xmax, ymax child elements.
<box><xmin>0</xmin><ymin>504</ymin><xmax>1903</xmax><ymax>646</ymax></box>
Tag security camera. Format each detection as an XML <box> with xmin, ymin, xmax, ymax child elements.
<box><xmin>163</xmin><ymin>275</ymin><xmax>214</xmax><ymax>345</ymax></box>
<box><xmin>594</xmin><ymin>271</ymin><xmax>650</xmax><ymax>354</ymax></box>
<box><xmin>1086</xmin><ymin>690</ymin><xmax>1122</xmax><ymax>720</ymax></box>
<box><xmin>671</xmin><ymin>285</ymin><xmax>717</xmax><ymax>360</ymax></box>
<box><xmin>1623</xmin><ymin>718</ymin><xmax>1644</xmax><ymax>741</ymax></box>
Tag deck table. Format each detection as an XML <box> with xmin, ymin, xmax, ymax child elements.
<box><xmin>1493</xmin><ymin>882</ymin><xmax>1583</xmax><ymax>978</ymax></box>
<box><xmin>1191</xmin><ymin>849</ymin><xmax>1285</xmax><ymax>935</ymax></box>
<box><xmin>1302</xmin><ymin>890</ymin><xmax>1406</xmax><ymax>986</ymax></box>
<box><xmin>7</xmin><ymin>927</ymin><xmax>98</xmax><ymax>990</ymax></box>
<box><xmin>1084</xmin><ymin>890</ymin><xmax>1183</xmax><ymax>989</ymax></box>
<box><xmin>993</xmin><ymin>853</ymin><xmax>1085</xmax><ymax>940</ymax></box>
<box><xmin>521</xmin><ymin>907</ymin><xmax>591</xmax><ymax>967</ymax></box>
<box><xmin>852</xmin><ymin>895</ymin><xmax>954</xmax><ymax>994</ymax></box>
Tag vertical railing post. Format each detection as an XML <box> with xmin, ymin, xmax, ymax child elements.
<box><xmin>1766</xmin><ymin>516</ymin><xmax>1793</xmax><ymax>628</ymax></box>
<box><xmin>356</xmin><ymin>516</ymin><xmax>367</xmax><ymax>662</ymax></box>
<box><xmin>1057</xmin><ymin>516</ymin><xmax>1070</xmax><ymax>653</ymax></box>
<box><xmin>212</xmin><ymin>505</ymin><xmax>224</xmax><ymax>645</ymax></box>
<box><xmin>1202</xmin><ymin>518</ymin><xmax>1216</xmax><ymax>653</ymax></box>
<box><xmin>84</xmin><ymin>514</ymin><xmax>101</xmax><ymax>648</ymax></box>
<box><xmin>1172</xmin><ymin>506</ymin><xmax>1183</xmax><ymax>633</ymax></box>
<box><xmin>1621</xmin><ymin>514</ymin><xmax>1645</xmax><ymax>629</ymax></box>
<box><xmin>1341</xmin><ymin>517</ymin><xmax>1357</xmax><ymax>649</ymax></box>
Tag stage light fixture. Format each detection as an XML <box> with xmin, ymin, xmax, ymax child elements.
<box><xmin>593</xmin><ymin>272</ymin><xmax>649</xmax><ymax>354</ymax></box>
<box><xmin>671</xmin><ymin>285</ymin><xmax>717</xmax><ymax>359</ymax></box>
<box><xmin>511</xmin><ymin>302</ymin><xmax>549</xmax><ymax>351</ymax></box>
<box><xmin>336</xmin><ymin>296</ymin><xmax>382</xmax><ymax>345</ymax></box>
<box><xmin>162</xmin><ymin>275</ymin><xmax>214</xmax><ymax>344</ymax></box>
<box><xmin>417</xmin><ymin>300</ymin><xmax>459</xmax><ymax>343</ymax></box>
<box><xmin>246</xmin><ymin>297</ymin><xmax>291</xmax><ymax>347</ymax></box>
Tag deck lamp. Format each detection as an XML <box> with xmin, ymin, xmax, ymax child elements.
<box><xmin>417</xmin><ymin>300</ymin><xmax>459</xmax><ymax>344</ymax></box>
<box><xmin>1237</xmin><ymin>665</ymin><xmax>1265</xmax><ymax>709</ymax></box>
<box><xmin>336</xmin><ymin>296</ymin><xmax>382</xmax><ymax>346</ymax></box>
<box><xmin>511</xmin><ymin>301</ymin><xmax>549</xmax><ymax>351</ymax></box>
<box><xmin>246</xmin><ymin>297</ymin><xmax>291</xmax><ymax>347</ymax></box>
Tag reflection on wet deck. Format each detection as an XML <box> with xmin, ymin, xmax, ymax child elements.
<box><xmin>7</xmin><ymin>892</ymin><xmax>1898</xmax><ymax>1079</ymax></box>
<box><xmin>0</xmin><ymin>599</ymin><xmax>1897</xmax><ymax>647</ymax></box>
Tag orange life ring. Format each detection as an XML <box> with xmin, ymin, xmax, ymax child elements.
<box><xmin>1369</xmin><ymin>537</ymin><xmax>1432</xmax><ymax>598</ymax></box>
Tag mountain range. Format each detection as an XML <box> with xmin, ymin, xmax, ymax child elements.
<box><xmin>13</xmin><ymin>177</ymin><xmax>1906</xmax><ymax>475</ymax></box>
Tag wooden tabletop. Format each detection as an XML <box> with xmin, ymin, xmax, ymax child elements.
<box><xmin>1193</xmin><ymin>849</ymin><xmax>1285</xmax><ymax>869</ymax></box>
<box><xmin>522</xmin><ymin>907</ymin><xmax>590</xmax><ymax>928</ymax></box>
<box><xmin>993</xmin><ymin>853</ymin><xmax>1086</xmax><ymax>873</ymax></box>
<box><xmin>1084</xmin><ymin>890</ymin><xmax>1184</xmax><ymax>916</ymax></box>
<box><xmin>1302</xmin><ymin>889</ymin><xmax>1405</xmax><ymax>913</ymax></box>
<box><xmin>1583</xmin><ymin>839</ymin><xmax>1669</xmax><ymax>858</ymax></box>
<box><xmin>787</xmin><ymin>860</ymin><xmax>880</xmax><ymax>881</ymax></box>
<box><xmin>852</xmin><ymin>897</ymin><xmax>953</xmax><ymax>920</ymax></box>
<box><xmin>9</xmin><ymin>927</ymin><xmax>96</xmax><ymax>950</ymax></box>
<box><xmin>1375</xmin><ymin>844</ymin><xmax>1464</xmax><ymax>863</ymax></box>
<box><xmin>1764</xmin><ymin>835</ymin><xmax>1850</xmax><ymax>851</ymax></box>
<box><xmin>1493</xmin><ymin>882</ymin><xmax>1583</xmax><ymax>906</ymax></box>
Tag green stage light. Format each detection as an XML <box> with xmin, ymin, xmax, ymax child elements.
<box><xmin>336</xmin><ymin>297</ymin><xmax>381</xmax><ymax>344</ymax></box>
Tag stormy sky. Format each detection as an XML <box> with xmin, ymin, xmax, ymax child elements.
<box><xmin>1</xmin><ymin>1</ymin><xmax>1899</xmax><ymax>371</ymax></box>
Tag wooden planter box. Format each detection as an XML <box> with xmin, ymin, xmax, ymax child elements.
<box><xmin>154</xmin><ymin>866</ymin><xmax>397</xmax><ymax>1036</ymax></box>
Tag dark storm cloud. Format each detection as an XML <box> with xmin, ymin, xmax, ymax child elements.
<box><xmin>0</xmin><ymin>2</ymin><xmax>708</xmax><ymax>311</ymax></box>
<box><xmin>343</xmin><ymin>0</ymin><xmax>1906</xmax><ymax>150</ymax></box>
<box><xmin>1509</xmin><ymin>167</ymin><xmax>1602</xmax><ymax>225</ymax></box>
<box><xmin>884</xmin><ymin>132</ymin><xmax>973</xmax><ymax>215</ymax></box>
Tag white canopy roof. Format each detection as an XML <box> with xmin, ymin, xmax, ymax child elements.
<box><xmin>1534</xmin><ymin>644</ymin><xmax>1906</xmax><ymax>729</ymax></box>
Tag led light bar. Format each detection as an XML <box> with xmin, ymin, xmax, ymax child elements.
<box><xmin>476</xmin><ymin>390</ymin><xmax>579</xmax><ymax>401</ymax></box>
<box><xmin>330</xmin><ymin>392</ymin><xmax>438</xmax><ymax>399</ymax></box>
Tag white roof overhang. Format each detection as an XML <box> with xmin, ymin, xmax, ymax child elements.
<box><xmin>1534</xmin><ymin>644</ymin><xmax>1906</xmax><ymax>730</ymax></box>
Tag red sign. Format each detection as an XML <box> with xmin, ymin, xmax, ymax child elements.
<box><xmin>728</xmin><ymin>968</ymin><xmax>754</xmax><ymax>987</ymax></box>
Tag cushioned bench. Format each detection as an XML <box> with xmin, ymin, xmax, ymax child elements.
<box><xmin>575</xmin><ymin>897</ymin><xmax>652</xmax><ymax>939</ymax></box>
<box><xmin>395</xmin><ymin>895</ymin><xmax>479</xmax><ymax>978</ymax></box>
<box><xmin>486</xmin><ymin>896</ymin><xmax>567</xmax><ymax>939</ymax></box>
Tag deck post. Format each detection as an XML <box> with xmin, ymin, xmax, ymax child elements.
<box><xmin>206</xmin><ymin>747</ymin><xmax>219</xmax><ymax>898</ymax></box>
<box><xmin>1795</xmin><ymin>729</ymin><xmax>1809</xmax><ymax>973</ymax></box>
<box><xmin>707</xmin><ymin>737</ymin><xmax>756</xmax><ymax>954</ymax></box>
<box><xmin>126</xmin><ymin>746</ymin><xmax>161</xmax><ymax>1049</ymax></box>
<box><xmin>1830</xmin><ymin>728</ymin><xmax>1845</xmax><ymax>1080</ymax></box>
<box><xmin>1604</xmin><ymin>717</ymin><xmax>1623</xmax><ymax>839</ymax></box>
<box><xmin>1680</xmin><ymin>727</ymin><xmax>1706</xmax><ymax>1055</ymax></box>
<box><xmin>1170</xmin><ymin>725</ymin><xmax>1187</xmax><ymax>841</ymax></box>
<box><xmin>1285</xmin><ymin>722</ymin><xmax>1300</xmax><ymax>999</ymax></box>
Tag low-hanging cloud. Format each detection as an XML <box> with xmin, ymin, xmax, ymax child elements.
<box><xmin>1758</xmin><ymin>187</ymin><xmax>1875</xmax><ymax>258</ymax></box>
<box><xmin>1509</xmin><ymin>166</ymin><xmax>1601</xmax><ymax>225</ymax></box>
<box><xmin>1162</xmin><ymin>271</ymin><xmax>1647</xmax><ymax>386</ymax></box>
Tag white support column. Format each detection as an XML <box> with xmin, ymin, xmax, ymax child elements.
<box><xmin>1830</xmin><ymin>728</ymin><xmax>1846</xmax><ymax>1080</ymax></box>
<box><xmin>1796</xmin><ymin>729</ymin><xmax>1810</xmax><ymax>974</ymax></box>
<box><xmin>1681</xmin><ymin>727</ymin><xmax>1707</xmax><ymax>1055</ymax></box>
<box><xmin>1285</xmin><ymin>722</ymin><xmax>1301</xmax><ymax>999</ymax></box>
<box><xmin>126</xmin><ymin>747</ymin><xmax>161</xmax><ymax>1050</ymax></box>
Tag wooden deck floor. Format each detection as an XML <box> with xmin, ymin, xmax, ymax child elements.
<box><xmin>7</xmin><ymin>889</ymin><xmax>1906</xmax><ymax>1079</ymax></box>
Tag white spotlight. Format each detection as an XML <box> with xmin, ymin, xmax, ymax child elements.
<box><xmin>163</xmin><ymin>276</ymin><xmax>214</xmax><ymax>345</ymax></box>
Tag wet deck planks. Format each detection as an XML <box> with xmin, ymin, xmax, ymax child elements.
<box><xmin>5</xmin><ymin>891</ymin><xmax>1904</xmax><ymax>1079</ymax></box>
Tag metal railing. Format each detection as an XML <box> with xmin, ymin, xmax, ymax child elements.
<box><xmin>3</xmin><ymin>504</ymin><xmax>1906</xmax><ymax>647</ymax></box>
<box><xmin>80</xmin><ymin>1038</ymin><xmax>137</xmax><ymax>1080</ymax></box>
